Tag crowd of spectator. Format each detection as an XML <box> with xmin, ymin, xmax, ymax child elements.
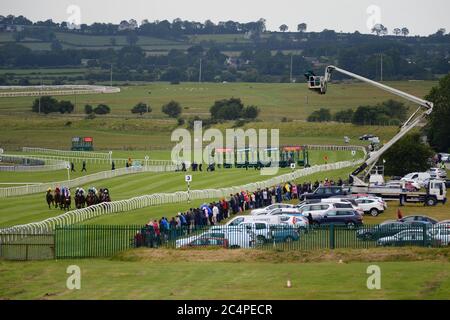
<box><xmin>134</xmin><ymin>178</ymin><xmax>344</xmax><ymax>247</ymax></box>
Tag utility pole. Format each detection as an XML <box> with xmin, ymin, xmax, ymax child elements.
<box><xmin>38</xmin><ymin>75</ymin><xmax>42</xmax><ymax>114</ymax></box>
<box><xmin>380</xmin><ymin>53</ymin><xmax>383</xmax><ymax>82</ymax></box>
<box><xmin>199</xmin><ymin>58</ymin><xmax>202</xmax><ymax>83</ymax></box>
<box><xmin>290</xmin><ymin>54</ymin><xmax>293</xmax><ymax>83</ymax></box>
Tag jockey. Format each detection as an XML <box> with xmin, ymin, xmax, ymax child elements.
<box><xmin>47</xmin><ymin>188</ymin><xmax>52</xmax><ymax>193</ymax></box>
<box><xmin>55</xmin><ymin>187</ymin><xmax>60</xmax><ymax>194</ymax></box>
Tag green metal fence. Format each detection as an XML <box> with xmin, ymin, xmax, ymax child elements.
<box><xmin>52</xmin><ymin>223</ymin><xmax>449</xmax><ymax>259</ymax></box>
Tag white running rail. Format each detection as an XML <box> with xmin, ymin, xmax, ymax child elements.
<box><xmin>0</xmin><ymin>157</ymin><xmax>364</xmax><ymax>240</ymax></box>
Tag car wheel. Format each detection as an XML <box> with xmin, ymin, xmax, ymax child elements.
<box><xmin>284</xmin><ymin>236</ymin><xmax>294</xmax><ymax>243</ymax></box>
<box><xmin>256</xmin><ymin>235</ymin><xmax>266</xmax><ymax>244</ymax></box>
<box><xmin>346</xmin><ymin>222</ymin><xmax>356</xmax><ymax>229</ymax></box>
<box><xmin>369</xmin><ymin>208</ymin><xmax>379</xmax><ymax>217</ymax></box>
<box><xmin>426</xmin><ymin>197</ymin><xmax>437</xmax><ymax>206</ymax></box>
<box><xmin>364</xmin><ymin>234</ymin><xmax>373</xmax><ymax>241</ymax></box>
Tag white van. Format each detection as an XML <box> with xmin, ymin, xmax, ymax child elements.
<box><xmin>225</xmin><ymin>214</ymin><xmax>308</xmax><ymax>229</ymax></box>
<box><xmin>401</xmin><ymin>172</ymin><xmax>431</xmax><ymax>187</ymax></box>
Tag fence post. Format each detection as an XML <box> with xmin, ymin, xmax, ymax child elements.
<box><xmin>329</xmin><ymin>224</ymin><xmax>335</xmax><ymax>249</ymax></box>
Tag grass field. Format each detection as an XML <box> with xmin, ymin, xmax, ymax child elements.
<box><xmin>0</xmin><ymin>150</ymin><xmax>362</xmax><ymax>228</ymax></box>
<box><xmin>0</xmin><ymin>80</ymin><xmax>430</xmax><ymax>151</ymax></box>
<box><xmin>1</xmin><ymin>248</ymin><xmax>449</xmax><ymax>299</ymax></box>
<box><xmin>0</xmin><ymin>81</ymin><xmax>436</xmax><ymax>119</ymax></box>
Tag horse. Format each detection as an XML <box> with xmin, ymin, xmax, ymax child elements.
<box><xmin>53</xmin><ymin>190</ymin><xmax>62</xmax><ymax>209</ymax></box>
<box><xmin>61</xmin><ymin>194</ymin><xmax>71</xmax><ymax>211</ymax></box>
<box><xmin>75</xmin><ymin>192</ymin><xmax>86</xmax><ymax>209</ymax></box>
<box><xmin>45</xmin><ymin>191</ymin><xmax>54</xmax><ymax>209</ymax></box>
<box><xmin>86</xmin><ymin>192</ymin><xmax>98</xmax><ymax>207</ymax></box>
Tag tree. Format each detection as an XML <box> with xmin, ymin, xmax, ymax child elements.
<box><xmin>297</xmin><ymin>23</ymin><xmax>307</xmax><ymax>33</ymax></box>
<box><xmin>393</xmin><ymin>28</ymin><xmax>401</xmax><ymax>36</ymax></box>
<box><xmin>307</xmin><ymin>108</ymin><xmax>332</xmax><ymax>122</ymax></box>
<box><xmin>384</xmin><ymin>133</ymin><xmax>434</xmax><ymax>176</ymax></box>
<box><xmin>131</xmin><ymin>102</ymin><xmax>151</xmax><ymax>115</ymax></box>
<box><xmin>242</xmin><ymin>105</ymin><xmax>260</xmax><ymax>119</ymax></box>
<box><xmin>425</xmin><ymin>73</ymin><xmax>450</xmax><ymax>152</ymax></box>
<box><xmin>279</xmin><ymin>24</ymin><xmax>288</xmax><ymax>32</ymax></box>
<box><xmin>401</xmin><ymin>27</ymin><xmax>409</xmax><ymax>37</ymax></box>
<box><xmin>51</xmin><ymin>39</ymin><xmax>62</xmax><ymax>51</ymax></box>
<box><xmin>210</xmin><ymin>98</ymin><xmax>244</xmax><ymax>120</ymax></box>
<box><xmin>125</xmin><ymin>32</ymin><xmax>138</xmax><ymax>46</ymax></box>
<box><xmin>31</xmin><ymin>96</ymin><xmax>58</xmax><ymax>114</ymax></box>
<box><xmin>84</xmin><ymin>104</ymin><xmax>93</xmax><ymax>114</ymax></box>
<box><xmin>162</xmin><ymin>100</ymin><xmax>182</xmax><ymax>118</ymax></box>
<box><xmin>334</xmin><ymin>109</ymin><xmax>354</xmax><ymax>123</ymax></box>
<box><xmin>371</xmin><ymin>24</ymin><xmax>388</xmax><ymax>36</ymax></box>
<box><xmin>58</xmin><ymin>100</ymin><xmax>74</xmax><ymax>114</ymax></box>
<box><xmin>93</xmin><ymin>104</ymin><xmax>111</xmax><ymax>114</ymax></box>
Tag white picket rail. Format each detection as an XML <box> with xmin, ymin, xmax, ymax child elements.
<box><xmin>0</xmin><ymin>85</ymin><xmax>120</xmax><ymax>97</ymax></box>
<box><xmin>22</xmin><ymin>147</ymin><xmax>111</xmax><ymax>159</ymax></box>
<box><xmin>0</xmin><ymin>164</ymin><xmax>177</xmax><ymax>198</ymax></box>
<box><xmin>0</xmin><ymin>157</ymin><xmax>364</xmax><ymax>240</ymax></box>
<box><xmin>0</xmin><ymin>154</ymin><xmax>69</xmax><ymax>172</ymax></box>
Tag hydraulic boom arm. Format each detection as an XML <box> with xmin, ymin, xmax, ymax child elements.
<box><xmin>306</xmin><ymin>65</ymin><xmax>434</xmax><ymax>185</ymax></box>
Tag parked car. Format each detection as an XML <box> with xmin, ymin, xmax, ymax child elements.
<box><xmin>354</xmin><ymin>197</ymin><xmax>386</xmax><ymax>216</ymax></box>
<box><xmin>214</xmin><ymin>221</ymin><xmax>271</xmax><ymax>242</ymax></box>
<box><xmin>438</xmin><ymin>153</ymin><xmax>450</xmax><ymax>163</ymax></box>
<box><xmin>250</xmin><ymin>203</ymin><xmax>295</xmax><ymax>216</ymax></box>
<box><xmin>185</xmin><ymin>237</ymin><xmax>229</xmax><ymax>248</ymax></box>
<box><xmin>385</xmin><ymin>180</ymin><xmax>420</xmax><ymax>191</ymax></box>
<box><xmin>278</xmin><ymin>214</ymin><xmax>310</xmax><ymax>231</ymax></box>
<box><xmin>401</xmin><ymin>172</ymin><xmax>432</xmax><ymax>187</ymax></box>
<box><xmin>312</xmin><ymin>209</ymin><xmax>363</xmax><ymax>229</ymax></box>
<box><xmin>437</xmin><ymin>219</ymin><xmax>450</xmax><ymax>226</ymax></box>
<box><xmin>356</xmin><ymin>220</ymin><xmax>410</xmax><ymax>241</ymax></box>
<box><xmin>269</xmin><ymin>225</ymin><xmax>300</xmax><ymax>243</ymax></box>
<box><xmin>429</xmin><ymin>226</ymin><xmax>450</xmax><ymax>246</ymax></box>
<box><xmin>377</xmin><ymin>229</ymin><xmax>438</xmax><ymax>247</ymax></box>
<box><xmin>427</xmin><ymin>168</ymin><xmax>447</xmax><ymax>179</ymax></box>
<box><xmin>176</xmin><ymin>229</ymin><xmax>254</xmax><ymax>248</ymax></box>
<box><xmin>299</xmin><ymin>186</ymin><xmax>348</xmax><ymax>201</ymax></box>
<box><xmin>359</xmin><ymin>134</ymin><xmax>375</xmax><ymax>141</ymax></box>
<box><xmin>266</xmin><ymin>207</ymin><xmax>302</xmax><ymax>216</ymax></box>
<box><xmin>398</xmin><ymin>215</ymin><xmax>438</xmax><ymax>225</ymax></box>
<box><xmin>297</xmin><ymin>201</ymin><xmax>355</xmax><ymax>218</ymax></box>
<box><xmin>321</xmin><ymin>197</ymin><xmax>365</xmax><ymax>215</ymax></box>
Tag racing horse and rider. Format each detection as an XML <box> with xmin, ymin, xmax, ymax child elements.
<box><xmin>74</xmin><ymin>187</ymin><xmax>86</xmax><ymax>209</ymax></box>
<box><xmin>45</xmin><ymin>188</ymin><xmax>54</xmax><ymax>209</ymax></box>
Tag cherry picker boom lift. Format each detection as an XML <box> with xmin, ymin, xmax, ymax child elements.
<box><xmin>305</xmin><ymin>66</ymin><xmax>446</xmax><ymax>206</ymax></box>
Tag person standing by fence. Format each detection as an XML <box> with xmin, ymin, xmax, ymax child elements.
<box><xmin>81</xmin><ymin>160</ymin><xmax>87</xmax><ymax>172</ymax></box>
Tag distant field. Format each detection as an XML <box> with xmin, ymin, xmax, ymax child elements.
<box><xmin>0</xmin><ymin>81</ymin><xmax>436</xmax><ymax>119</ymax></box>
<box><xmin>0</xmin><ymin>80</ymin><xmax>422</xmax><ymax>150</ymax></box>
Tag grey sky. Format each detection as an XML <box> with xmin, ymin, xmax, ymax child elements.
<box><xmin>1</xmin><ymin>0</ymin><xmax>449</xmax><ymax>36</ymax></box>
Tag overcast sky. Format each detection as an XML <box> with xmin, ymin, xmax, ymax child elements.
<box><xmin>1</xmin><ymin>0</ymin><xmax>449</xmax><ymax>36</ymax></box>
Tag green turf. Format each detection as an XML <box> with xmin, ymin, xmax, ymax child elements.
<box><xmin>0</xmin><ymin>81</ymin><xmax>436</xmax><ymax>119</ymax></box>
<box><xmin>0</xmin><ymin>258</ymin><xmax>448</xmax><ymax>299</ymax></box>
<box><xmin>0</xmin><ymin>150</ymin><xmax>361</xmax><ymax>228</ymax></box>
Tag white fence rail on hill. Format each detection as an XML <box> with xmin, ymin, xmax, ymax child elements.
<box><xmin>0</xmin><ymin>85</ymin><xmax>120</xmax><ymax>98</ymax></box>
<box><xmin>0</xmin><ymin>154</ymin><xmax>69</xmax><ymax>172</ymax></box>
<box><xmin>22</xmin><ymin>147</ymin><xmax>112</xmax><ymax>159</ymax></box>
<box><xmin>0</xmin><ymin>158</ymin><xmax>364</xmax><ymax>240</ymax></box>
<box><xmin>0</xmin><ymin>164</ymin><xmax>177</xmax><ymax>198</ymax></box>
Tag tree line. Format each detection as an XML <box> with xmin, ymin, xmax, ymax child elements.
<box><xmin>307</xmin><ymin>100</ymin><xmax>408</xmax><ymax>126</ymax></box>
